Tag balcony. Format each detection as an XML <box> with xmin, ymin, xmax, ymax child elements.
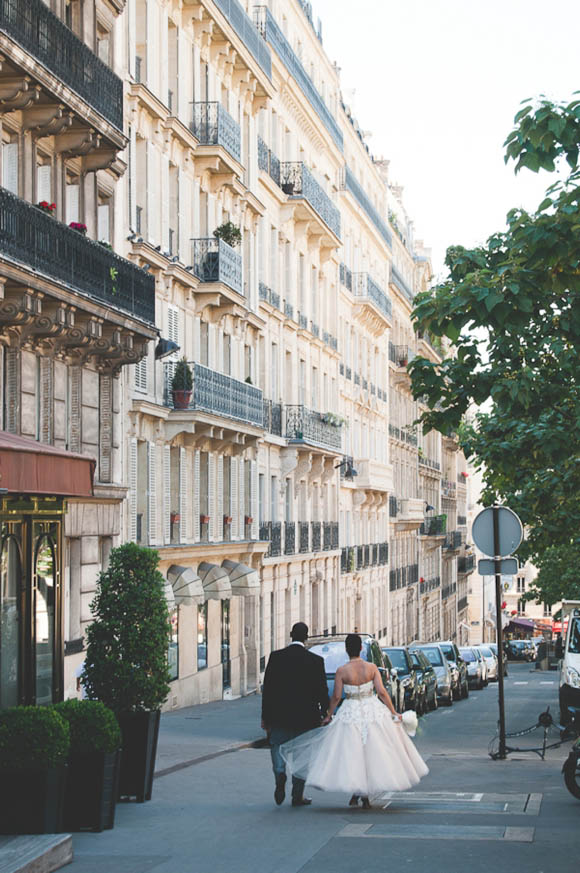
<box><xmin>417</xmin><ymin>329</ymin><xmax>443</xmax><ymax>361</ymax></box>
<box><xmin>390</xmin><ymin>265</ymin><xmax>414</xmax><ymax>304</ymax></box>
<box><xmin>191</xmin><ymin>238</ymin><xmax>242</xmax><ymax>296</ymax></box>
<box><xmin>311</xmin><ymin>521</ymin><xmax>321</xmax><ymax>552</ymax></box>
<box><xmin>420</xmin><ymin>576</ymin><xmax>441</xmax><ymax>596</ymax></box>
<box><xmin>389</xmin><ymin>495</ymin><xmax>398</xmax><ymax>517</ymax></box>
<box><xmin>284</xmin><ymin>521</ymin><xmax>296</xmax><ymax>555</ymax></box>
<box><xmin>263</xmin><ymin>399</ymin><xmax>283</xmax><ymax>436</ymax></box>
<box><xmin>163</xmin><ymin>362</ymin><xmax>263</xmax><ymax>428</ymax></box>
<box><xmin>444</xmin><ymin>531</ymin><xmax>463</xmax><ymax>552</ymax></box>
<box><xmin>299</xmin><ymin>521</ymin><xmax>310</xmax><ymax>553</ymax></box>
<box><xmin>395</xmin><ymin>497</ymin><xmax>424</xmax><ymax>530</ymax></box>
<box><xmin>457</xmin><ymin>596</ymin><xmax>469</xmax><ymax>612</ymax></box>
<box><xmin>191</xmin><ymin>101</ymin><xmax>241</xmax><ymax>166</ymax></box>
<box><xmin>0</xmin><ymin>189</ymin><xmax>155</xmax><ymax>365</ymax></box>
<box><xmin>323</xmin><ymin>521</ymin><xmax>339</xmax><ymax>551</ymax></box>
<box><xmin>458</xmin><ymin>555</ymin><xmax>475</xmax><ymax>575</ymax></box>
<box><xmin>419</xmin><ymin>455</ymin><xmax>441</xmax><ymax>475</ymax></box>
<box><xmin>353</xmin><ymin>459</ymin><xmax>394</xmax><ymax>493</ymax></box>
<box><xmin>257</xmin><ymin>135</ymin><xmax>281</xmax><ymax>188</ymax></box>
<box><xmin>389</xmin><ymin>564</ymin><xmax>418</xmax><ymax>591</ymax></box>
<box><xmin>279</xmin><ymin>162</ymin><xmax>341</xmax><ymax>243</ymax></box>
<box><xmin>420</xmin><ymin>515</ymin><xmax>447</xmax><ymax>537</ymax></box>
<box><xmin>339</xmin><ymin>167</ymin><xmax>392</xmax><ymax>249</ymax></box>
<box><xmin>442</xmin><ymin>582</ymin><xmax>457</xmax><ymax>600</ymax></box>
<box><xmin>259</xmin><ymin>280</ymin><xmax>281</xmax><ymax>310</ymax></box>
<box><xmin>253</xmin><ymin>6</ymin><xmax>343</xmax><ymax>151</ymax></box>
<box><xmin>213</xmin><ymin>0</ymin><xmax>272</xmax><ymax>80</ymax></box>
<box><xmin>0</xmin><ymin>0</ymin><xmax>123</xmax><ymax>139</ymax></box>
<box><xmin>441</xmin><ymin>479</ymin><xmax>457</xmax><ymax>499</ymax></box>
<box><xmin>352</xmin><ymin>272</ymin><xmax>392</xmax><ymax>333</ymax></box>
<box><xmin>341</xmin><ymin>546</ymin><xmax>355</xmax><ymax>573</ymax></box>
<box><xmin>285</xmin><ymin>405</ymin><xmax>342</xmax><ymax>452</ymax></box>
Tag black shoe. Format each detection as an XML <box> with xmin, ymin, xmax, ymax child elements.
<box><xmin>348</xmin><ymin>794</ymin><xmax>360</xmax><ymax>807</ymax></box>
<box><xmin>361</xmin><ymin>796</ymin><xmax>371</xmax><ymax>809</ymax></box>
<box><xmin>274</xmin><ymin>774</ymin><xmax>286</xmax><ymax>806</ymax></box>
<box><xmin>291</xmin><ymin>796</ymin><xmax>312</xmax><ymax>807</ymax></box>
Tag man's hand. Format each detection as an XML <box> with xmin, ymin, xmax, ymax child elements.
<box><xmin>321</xmin><ymin>714</ymin><xmax>332</xmax><ymax>726</ymax></box>
<box><xmin>261</xmin><ymin>718</ymin><xmax>270</xmax><ymax>732</ymax></box>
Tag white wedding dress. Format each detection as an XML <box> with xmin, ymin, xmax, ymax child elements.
<box><xmin>280</xmin><ymin>681</ymin><xmax>429</xmax><ymax>796</ymax></box>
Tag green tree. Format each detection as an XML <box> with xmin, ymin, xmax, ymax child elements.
<box><xmin>409</xmin><ymin>95</ymin><xmax>580</xmax><ymax>602</ymax></box>
<box><xmin>524</xmin><ymin>545</ymin><xmax>580</xmax><ymax>608</ymax></box>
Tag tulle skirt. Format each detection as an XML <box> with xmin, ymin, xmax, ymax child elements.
<box><xmin>280</xmin><ymin>697</ymin><xmax>429</xmax><ymax>796</ymax></box>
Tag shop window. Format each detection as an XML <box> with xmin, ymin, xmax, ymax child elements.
<box><xmin>0</xmin><ymin>534</ymin><xmax>22</xmax><ymax>708</ymax></box>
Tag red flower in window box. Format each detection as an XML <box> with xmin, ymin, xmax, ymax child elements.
<box><xmin>461</xmin><ymin>471</ymin><xmax>468</xmax><ymax>478</ymax></box>
<box><xmin>501</xmin><ymin>601</ymin><xmax>507</xmax><ymax>610</ymax></box>
<box><xmin>244</xmin><ymin>516</ymin><xmax>253</xmax><ymax>524</ymax></box>
<box><xmin>419</xmin><ymin>577</ymin><xmax>425</xmax><ymax>583</ymax></box>
<box><xmin>37</xmin><ymin>200</ymin><xmax>56</xmax><ymax>213</ymax></box>
<box><xmin>510</xmin><ymin>610</ymin><xmax>517</xmax><ymax>616</ymax></box>
<box><xmin>200</xmin><ymin>515</ymin><xmax>210</xmax><ymax>525</ymax></box>
<box><xmin>223</xmin><ymin>515</ymin><xmax>233</xmax><ymax>524</ymax></box>
<box><xmin>170</xmin><ymin>512</ymin><xmax>180</xmax><ymax>524</ymax></box>
<box><xmin>69</xmin><ymin>221</ymin><xmax>87</xmax><ymax>234</ymax></box>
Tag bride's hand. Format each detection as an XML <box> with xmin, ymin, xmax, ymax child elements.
<box><xmin>321</xmin><ymin>714</ymin><xmax>332</xmax><ymax>726</ymax></box>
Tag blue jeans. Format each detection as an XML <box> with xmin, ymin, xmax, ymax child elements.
<box><xmin>269</xmin><ymin>727</ymin><xmax>306</xmax><ymax>798</ymax></box>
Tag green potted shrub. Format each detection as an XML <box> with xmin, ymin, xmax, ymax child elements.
<box><xmin>83</xmin><ymin>543</ymin><xmax>171</xmax><ymax>802</ymax></box>
<box><xmin>0</xmin><ymin>706</ymin><xmax>69</xmax><ymax>833</ymax></box>
<box><xmin>54</xmin><ymin>699</ymin><xmax>121</xmax><ymax>831</ymax></box>
<box><xmin>171</xmin><ymin>357</ymin><xmax>193</xmax><ymax>409</ymax></box>
<box><xmin>213</xmin><ymin>221</ymin><xmax>242</xmax><ymax>248</ymax></box>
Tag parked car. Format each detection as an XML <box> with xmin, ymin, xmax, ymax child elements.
<box><xmin>459</xmin><ymin>647</ymin><xmax>484</xmax><ymax>689</ymax></box>
<box><xmin>475</xmin><ymin>645</ymin><xmax>498</xmax><ymax>681</ymax></box>
<box><xmin>409</xmin><ymin>648</ymin><xmax>438</xmax><ymax>712</ymax></box>
<box><xmin>411</xmin><ymin>644</ymin><xmax>453</xmax><ymax>706</ymax></box>
<box><xmin>472</xmin><ymin>646</ymin><xmax>489</xmax><ymax>684</ymax></box>
<box><xmin>507</xmin><ymin>639</ymin><xmax>535</xmax><ymax>662</ymax></box>
<box><xmin>382</xmin><ymin>646</ymin><xmax>419</xmax><ymax>712</ymax></box>
<box><xmin>487</xmin><ymin>642</ymin><xmax>508</xmax><ymax>676</ymax></box>
<box><xmin>306</xmin><ymin>634</ymin><xmax>397</xmax><ymax>706</ymax></box>
<box><xmin>438</xmin><ymin>640</ymin><xmax>469</xmax><ymax>699</ymax></box>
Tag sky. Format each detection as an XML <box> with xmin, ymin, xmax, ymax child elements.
<box><xmin>310</xmin><ymin>0</ymin><xmax>580</xmax><ymax>277</ymax></box>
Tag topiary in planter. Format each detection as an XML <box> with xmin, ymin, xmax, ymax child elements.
<box><xmin>213</xmin><ymin>221</ymin><xmax>242</xmax><ymax>248</ymax></box>
<box><xmin>171</xmin><ymin>357</ymin><xmax>193</xmax><ymax>409</ymax></box>
<box><xmin>53</xmin><ymin>700</ymin><xmax>121</xmax><ymax>756</ymax></box>
<box><xmin>0</xmin><ymin>706</ymin><xmax>69</xmax><ymax>770</ymax></box>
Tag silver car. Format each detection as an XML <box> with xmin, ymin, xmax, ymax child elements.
<box><xmin>472</xmin><ymin>646</ymin><xmax>488</xmax><ymax>685</ymax></box>
<box><xmin>475</xmin><ymin>645</ymin><xmax>498</xmax><ymax>681</ymax></box>
<box><xmin>413</xmin><ymin>643</ymin><xmax>453</xmax><ymax>706</ymax></box>
<box><xmin>460</xmin><ymin>647</ymin><xmax>484</xmax><ymax>689</ymax></box>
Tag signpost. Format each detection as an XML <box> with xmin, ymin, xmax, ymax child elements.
<box><xmin>472</xmin><ymin>505</ymin><xmax>523</xmax><ymax>759</ymax></box>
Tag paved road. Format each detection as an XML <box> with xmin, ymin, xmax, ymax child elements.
<box><xmin>69</xmin><ymin>663</ymin><xmax>579</xmax><ymax>873</ymax></box>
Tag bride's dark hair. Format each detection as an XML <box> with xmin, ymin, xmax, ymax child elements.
<box><xmin>345</xmin><ymin>633</ymin><xmax>362</xmax><ymax>657</ymax></box>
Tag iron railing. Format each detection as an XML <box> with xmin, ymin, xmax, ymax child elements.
<box><xmin>442</xmin><ymin>582</ymin><xmax>457</xmax><ymax>600</ymax></box>
<box><xmin>270</xmin><ymin>521</ymin><xmax>282</xmax><ymax>556</ymax></box>
<box><xmin>323</xmin><ymin>522</ymin><xmax>333</xmax><ymax>551</ymax></box>
<box><xmin>339</xmin><ymin>166</ymin><xmax>392</xmax><ymax>248</ymax></box>
<box><xmin>0</xmin><ymin>187</ymin><xmax>154</xmax><ymax>323</ymax></box>
<box><xmin>311</xmin><ymin>521</ymin><xmax>321</xmax><ymax>552</ymax></box>
<box><xmin>378</xmin><ymin>542</ymin><xmax>389</xmax><ymax>565</ymax></box>
<box><xmin>419</xmin><ymin>456</ymin><xmax>441</xmax><ymax>472</ymax></box>
<box><xmin>389</xmin><ymin>495</ymin><xmax>398</xmax><ymax>517</ymax></box>
<box><xmin>284</xmin><ymin>521</ymin><xmax>296</xmax><ymax>554</ymax></box>
<box><xmin>280</xmin><ymin>162</ymin><xmax>341</xmax><ymax>239</ymax></box>
<box><xmin>341</xmin><ymin>546</ymin><xmax>355</xmax><ymax>573</ymax></box>
<box><xmin>457</xmin><ymin>514</ymin><xmax>467</xmax><ymax>526</ymax></box>
<box><xmin>263</xmin><ymin>399</ymin><xmax>283</xmax><ymax>436</ymax></box>
<box><xmin>164</xmin><ymin>362</ymin><xmax>263</xmax><ymax>427</ymax></box>
<box><xmin>298</xmin><ymin>313</ymin><xmax>308</xmax><ymax>330</ymax></box>
<box><xmin>191</xmin><ymin>102</ymin><xmax>241</xmax><ymax>163</ymax></box>
<box><xmin>420</xmin><ymin>576</ymin><xmax>441</xmax><ymax>595</ymax></box>
<box><xmin>457</xmin><ymin>473</ymin><xmax>469</xmax><ymax>485</ymax></box>
<box><xmin>311</xmin><ymin>321</ymin><xmax>320</xmax><ymax>338</ymax></box>
<box><xmin>390</xmin><ymin>264</ymin><xmax>414</xmax><ymax>303</ymax></box>
<box><xmin>389</xmin><ymin>343</ymin><xmax>413</xmax><ymax>367</ymax></box>
<box><xmin>331</xmin><ymin>522</ymin><xmax>339</xmax><ymax>550</ymax></box>
<box><xmin>352</xmin><ymin>272</ymin><xmax>392</xmax><ymax>320</ymax></box>
<box><xmin>257</xmin><ymin>135</ymin><xmax>281</xmax><ymax>186</ymax></box>
<box><xmin>191</xmin><ymin>238</ymin><xmax>242</xmax><ymax>295</ymax></box>
<box><xmin>457</xmin><ymin>596</ymin><xmax>469</xmax><ymax>612</ymax></box>
<box><xmin>299</xmin><ymin>521</ymin><xmax>310</xmax><ymax>553</ymax></box>
<box><xmin>339</xmin><ymin>262</ymin><xmax>353</xmax><ymax>291</ymax></box>
<box><xmin>0</xmin><ymin>0</ymin><xmax>123</xmax><ymax>131</ymax></box>
<box><xmin>441</xmin><ymin>479</ymin><xmax>457</xmax><ymax>498</ymax></box>
<box><xmin>354</xmin><ymin>372</ymin><xmax>360</xmax><ymax>386</ymax></box>
<box><xmin>285</xmin><ymin>405</ymin><xmax>342</xmax><ymax>451</ymax></box>
<box><xmin>284</xmin><ymin>301</ymin><xmax>294</xmax><ymax>320</ymax></box>
<box><xmin>345</xmin><ymin>366</ymin><xmax>352</xmax><ymax>380</ymax></box>
<box><xmin>389</xmin><ymin>424</ymin><xmax>401</xmax><ymax>440</ymax></box>
<box><xmin>253</xmin><ymin>6</ymin><xmax>343</xmax><ymax>150</ymax></box>
<box><xmin>445</xmin><ymin>531</ymin><xmax>463</xmax><ymax>551</ymax></box>
<box><xmin>420</xmin><ymin>515</ymin><xmax>447</xmax><ymax>536</ymax></box>
<box><xmin>458</xmin><ymin>555</ymin><xmax>475</xmax><ymax>574</ymax></box>
<box><xmin>213</xmin><ymin>0</ymin><xmax>272</xmax><ymax>78</ymax></box>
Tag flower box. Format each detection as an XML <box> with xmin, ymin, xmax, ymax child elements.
<box><xmin>223</xmin><ymin>516</ymin><xmax>232</xmax><ymax>524</ymax></box>
<box><xmin>69</xmin><ymin>221</ymin><xmax>88</xmax><ymax>234</ymax></box>
<box><xmin>170</xmin><ymin>513</ymin><xmax>180</xmax><ymax>524</ymax></box>
<box><xmin>200</xmin><ymin>515</ymin><xmax>210</xmax><ymax>525</ymax></box>
<box><xmin>244</xmin><ymin>516</ymin><xmax>253</xmax><ymax>525</ymax></box>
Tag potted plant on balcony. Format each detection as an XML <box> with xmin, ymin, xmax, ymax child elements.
<box><xmin>69</xmin><ymin>221</ymin><xmax>88</xmax><ymax>235</ymax></box>
<box><xmin>200</xmin><ymin>514</ymin><xmax>210</xmax><ymax>525</ymax></box>
<box><xmin>37</xmin><ymin>200</ymin><xmax>56</xmax><ymax>215</ymax></box>
<box><xmin>213</xmin><ymin>221</ymin><xmax>242</xmax><ymax>248</ymax></box>
<box><xmin>171</xmin><ymin>357</ymin><xmax>193</xmax><ymax>409</ymax></box>
<box><xmin>0</xmin><ymin>706</ymin><xmax>69</xmax><ymax>834</ymax></box>
<box><xmin>53</xmin><ymin>699</ymin><xmax>121</xmax><ymax>832</ymax></box>
<box><xmin>83</xmin><ymin>543</ymin><xmax>171</xmax><ymax>803</ymax></box>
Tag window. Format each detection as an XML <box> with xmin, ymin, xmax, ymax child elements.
<box><xmin>135</xmin><ymin>352</ymin><xmax>148</xmax><ymax>392</ymax></box>
<box><xmin>197</xmin><ymin>603</ymin><xmax>207</xmax><ymax>670</ymax></box>
<box><xmin>97</xmin><ymin>193</ymin><xmax>112</xmax><ymax>244</ymax></box>
<box><xmin>517</xmin><ymin>598</ymin><xmax>526</xmax><ymax>616</ymax></box>
<box><xmin>65</xmin><ymin>172</ymin><xmax>80</xmax><ymax>224</ymax></box>
<box><xmin>2</xmin><ymin>135</ymin><xmax>18</xmax><ymax>195</ymax></box>
<box><xmin>543</xmin><ymin>602</ymin><xmax>551</xmax><ymax>618</ymax></box>
<box><xmin>96</xmin><ymin>23</ymin><xmax>111</xmax><ymax>66</ymax></box>
<box><xmin>516</xmin><ymin>577</ymin><xmax>525</xmax><ymax>593</ymax></box>
<box><xmin>168</xmin><ymin>608</ymin><xmax>178</xmax><ymax>680</ymax></box>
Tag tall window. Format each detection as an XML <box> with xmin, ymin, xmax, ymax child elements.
<box><xmin>197</xmin><ymin>602</ymin><xmax>207</xmax><ymax>670</ymax></box>
<box><xmin>517</xmin><ymin>598</ymin><xmax>526</xmax><ymax>616</ymax></box>
<box><xmin>168</xmin><ymin>608</ymin><xmax>178</xmax><ymax>681</ymax></box>
<box><xmin>2</xmin><ymin>134</ymin><xmax>19</xmax><ymax>195</ymax></box>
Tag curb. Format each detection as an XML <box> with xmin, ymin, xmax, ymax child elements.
<box><xmin>154</xmin><ymin>736</ymin><xmax>268</xmax><ymax>780</ymax></box>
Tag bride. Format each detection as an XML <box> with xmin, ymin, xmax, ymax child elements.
<box><xmin>280</xmin><ymin>633</ymin><xmax>429</xmax><ymax>808</ymax></box>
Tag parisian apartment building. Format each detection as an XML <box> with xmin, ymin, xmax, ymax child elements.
<box><xmin>0</xmin><ymin>0</ymin><xmax>476</xmax><ymax>712</ymax></box>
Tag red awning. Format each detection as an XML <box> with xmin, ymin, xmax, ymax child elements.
<box><xmin>0</xmin><ymin>431</ymin><xmax>95</xmax><ymax>498</ymax></box>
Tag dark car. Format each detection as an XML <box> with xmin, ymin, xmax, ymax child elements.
<box><xmin>438</xmin><ymin>640</ymin><xmax>469</xmax><ymax>699</ymax></box>
<box><xmin>382</xmin><ymin>646</ymin><xmax>419</xmax><ymax>712</ymax></box>
<box><xmin>306</xmin><ymin>633</ymin><xmax>397</xmax><ymax>705</ymax></box>
<box><xmin>507</xmin><ymin>639</ymin><xmax>535</xmax><ymax>662</ymax></box>
<box><xmin>412</xmin><ymin>643</ymin><xmax>453</xmax><ymax>706</ymax></box>
<box><xmin>409</xmin><ymin>648</ymin><xmax>438</xmax><ymax>712</ymax></box>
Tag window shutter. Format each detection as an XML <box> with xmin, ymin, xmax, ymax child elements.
<box><xmin>98</xmin><ymin>203</ymin><xmax>110</xmax><ymax>243</ymax></box>
<box><xmin>4</xmin><ymin>348</ymin><xmax>20</xmax><ymax>433</ymax></box>
<box><xmin>68</xmin><ymin>365</ymin><xmax>82</xmax><ymax>452</ymax></box>
<box><xmin>250</xmin><ymin>459</ymin><xmax>258</xmax><ymax>540</ymax></box>
<box><xmin>135</xmin><ymin>354</ymin><xmax>148</xmax><ymax>392</ymax></box>
<box><xmin>37</xmin><ymin>164</ymin><xmax>51</xmax><ymax>202</ymax></box>
<box><xmin>208</xmin><ymin>452</ymin><xmax>216</xmax><ymax>540</ymax></box>
<box><xmin>231</xmin><ymin>457</ymin><xmax>239</xmax><ymax>539</ymax></box>
<box><xmin>2</xmin><ymin>142</ymin><xmax>18</xmax><ymax>195</ymax></box>
<box><xmin>66</xmin><ymin>184</ymin><xmax>79</xmax><ymax>223</ymax></box>
<box><xmin>193</xmin><ymin>449</ymin><xmax>200</xmax><ymax>541</ymax></box>
<box><xmin>216</xmin><ymin>454</ymin><xmax>223</xmax><ymax>540</ymax></box>
<box><xmin>179</xmin><ymin>446</ymin><xmax>188</xmax><ymax>542</ymax></box>
<box><xmin>163</xmin><ymin>444</ymin><xmax>171</xmax><ymax>544</ymax></box>
<box><xmin>238</xmin><ymin>456</ymin><xmax>245</xmax><ymax>540</ymax></box>
<box><xmin>167</xmin><ymin>304</ymin><xmax>179</xmax><ymax>345</ymax></box>
<box><xmin>98</xmin><ymin>373</ymin><xmax>112</xmax><ymax>482</ymax></box>
<box><xmin>148</xmin><ymin>441</ymin><xmax>157</xmax><ymax>545</ymax></box>
<box><xmin>129</xmin><ymin>438</ymin><xmax>138</xmax><ymax>542</ymax></box>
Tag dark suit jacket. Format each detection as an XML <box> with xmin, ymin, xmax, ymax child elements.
<box><xmin>262</xmin><ymin>643</ymin><xmax>329</xmax><ymax>732</ymax></box>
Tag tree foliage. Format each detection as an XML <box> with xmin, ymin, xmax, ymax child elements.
<box><xmin>409</xmin><ymin>95</ymin><xmax>580</xmax><ymax>601</ymax></box>
<box><xmin>524</xmin><ymin>544</ymin><xmax>580</xmax><ymax>608</ymax></box>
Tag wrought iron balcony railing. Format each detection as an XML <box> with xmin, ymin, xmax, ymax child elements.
<box><xmin>419</xmin><ymin>455</ymin><xmax>441</xmax><ymax>472</ymax></box>
<box><xmin>285</xmin><ymin>405</ymin><xmax>342</xmax><ymax>451</ymax></box>
<box><xmin>270</xmin><ymin>521</ymin><xmax>282</xmax><ymax>557</ymax></box>
<box><xmin>284</xmin><ymin>521</ymin><xmax>296</xmax><ymax>555</ymax></box>
<box><xmin>339</xmin><ymin>262</ymin><xmax>353</xmax><ymax>291</ymax></box>
<box><xmin>0</xmin><ymin>187</ymin><xmax>154</xmax><ymax>323</ymax></box>
<box><xmin>420</xmin><ymin>576</ymin><xmax>441</xmax><ymax>595</ymax></box>
<box><xmin>389</xmin><ymin>343</ymin><xmax>414</xmax><ymax>368</ymax></box>
<box><xmin>280</xmin><ymin>162</ymin><xmax>341</xmax><ymax>239</ymax></box>
<box><xmin>389</xmin><ymin>495</ymin><xmax>398</xmax><ymax>517</ymax></box>
<box><xmin>354</xmin><ymin>372</ymin><xmax>360</xmax><ymax>386</ymax></box>
<box><xmin>390</xmin><ymin>264</ymin><xmax>414</xmax><ymax>303</ymax></box>
<box><xmin>378</xmin><ymin>542</ymin><xmax>389</xmax><ymax>565</ymax></box>
<box><xmin>352</xmin><ymin>272</ymin><xmax>392</xmax><ymax>320</ymax></box>
<box><xmin>191</xmin><ymin>102</ymin><xmax>241</xmax><ymax>163</ymax></box>
<box><xmin>389</xmin><ymin>424</ymin><xmax>401</xmax><ymax>441</ymax></box>
<box><xmin>457</xmin><ymin>595</ymin><xmax>469</xmax><ymax>612</ymax></box>
<box><xmin>457</xmin><ymin>473</ymin><xmax>469</xmax><ymax>485</ymax></box>
<box><xmin>341</xmin><ymin>546</ymin><xmax>355</xmax><ymax>573</ymax></box>
<box><xmin>284</xmin><ymin>302</ymin><xmax>294</xmax><ymax>320</ymax></box>
<box><xmin>257</xmin><ymin>135</ymin><xmax>281</xmax><ymax>186</ymax></box>
<box><xmin>445</xmin><ymin>531</ymin><xmax>463</xmax><ymax>551</ymax></box>
<box><xmin>213</xmin><ymin>0</ymin><xmax>272</xmax><ymax>78</ymax></box>
<box><xmin>420</xmin><ymin>515</ymin><xmax>447</xmax><ymax>536</ymax></box>
<box><xmin>263</xmin><ymin>399</ymin><xmax>282</xmax><ymax>436</ymax></box>
<box><xmin>192</xmin><ymin>238</ymin><xmax>242</xmax><ymax>295</ymax></box>
<box><xmin>441</xmin><ymin>479</ymin><xmax>457</xmax><ymax>498</ymax></box>
<box><xmin>442</xmin><ymin>582</ymin><xmax>457</xmax><ymax>600</ymax></box>
<box><xmin>298</xmin><ymin>313</ymin><xmax>308</xmax><ymax>330</ymax></box>
<box><xmin>164</xmin><ymin>361</ymin><xmax>263</xmax><ymax>427</ymax></box>
<box><xmin>323</xmin><ymin>522</ymin><xmax>332</xmax><ymax>551</ymax></box>
<box><xmin>253</xmin><ymin>6</ymin><xmax>343</xmax><ymax>150</ymax></box>
<box><xmin>331</xmin><ymin>522</ymin><xmax>339</xmax><ymax>550</ymax></box>
<box><xmin>0</xmin><ymin>0</ymin><xmax>123</xmax><ymax>131</ymax></box>
<box><xmin>339</xmin><ymin>167</ymin><xmax>392</xmax><ymax>248</ymax></box>
<box><xmin>311</xmin><ymin>521</ymin><xmax>321</xmax><ymax>552</ymax></box>
<box><xmin>299</xmin><ymin>521</ymin><xmax>310</xmax><ymax>553</ymax></box>
<box><xmin>458</xmin><ymin>555</ymin><xmax>475</xmax><ymax>574</ymax></box>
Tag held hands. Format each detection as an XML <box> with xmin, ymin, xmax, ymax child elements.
<box><xmin>321</xmin><ymin>714</ymin><xmax>332</xmax><ymax>726</ymax></box>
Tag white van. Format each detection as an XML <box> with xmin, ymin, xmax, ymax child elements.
<box><xmin>559</xmin><ymin>600</ymin><xmax>580</xmax><ymax>724</ymax></box>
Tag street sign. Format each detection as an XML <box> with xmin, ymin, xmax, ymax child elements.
<box><xmin>472</xmin><ymin>506</ymin><xmax>523</xmax><ymax>558</ymax></box>
<box><xmin>478</xmin><ymin>558</ymin><xmax>519</xmax><ymax>575</ymax></box>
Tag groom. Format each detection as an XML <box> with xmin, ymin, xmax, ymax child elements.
<box><xmin>261</xmin><ymin>621</ymin><xmax>329</xmax><ymax>806</ymax></box>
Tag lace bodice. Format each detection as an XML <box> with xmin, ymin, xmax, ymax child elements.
<box><xmin>338</xmin><ymin>680</ymin><xmax>385</xmax><ymax>743</ymax></box>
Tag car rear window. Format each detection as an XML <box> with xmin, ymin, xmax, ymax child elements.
<box><xmin>384</xmin><ymin>648</ymin><xmax>409</xmax><ymax>674</ymax></box>
<box><xmin>418</xmin><ymin>646</ymin><xmax>443</xmax><ymax>666</ymax></box>
<box><xmin>460</xmin><ymin>649</ymin><xmax>476</xmax><ymax>662</ymax></box>
<box><xmin>308</xmin><ymin>640</ymin><xmax>371</xmax><ymax>673</ymax></box>
<box><xmin>479</xmin><ymin>647</ymin><xmax>493</xmax><ymax>657</ymax></box>
<box><xmin>439</xmin><ymin>644</ymin><xmax>454</xmax><ymax>660</ymax></box>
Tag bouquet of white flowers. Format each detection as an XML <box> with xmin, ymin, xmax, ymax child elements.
<box><xmin>401</xmin><ymin>710</ymin><xmax>418</xmax><ymax>737</ymax></box>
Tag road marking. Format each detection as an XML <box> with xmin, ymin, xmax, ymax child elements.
<box><xmin>513</xmin><ymin>681</ymin><xmax>528</xmax><ymax>685</ymax></box>
<box><xmin>525</xmin><ymin>794</ymin><xmax>543</xmax><ymax>815</ymax></box>
<box><xmin>540</xmin><ymin>681</ymin><xmax>555</xmax><ymax>685</ymax></box>
<box><xmin>338</xmin><ymin>823</ymin><xmax>534</xmax><ymax>842</ymax></box>
<box><xmin>378</xmin><ymin>791</ymin><xmax>540</xmax><ymax>816</ymax></box>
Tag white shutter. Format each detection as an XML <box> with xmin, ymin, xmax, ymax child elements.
<box><xmin>37</xmin><ymin>164</ymin><xmax>51</xmax><ymax>202</ymax></box>
<box><xmin>179</xmin><ymin>446</ymin><xmax>187</xmax><ymax>542</ymax></box>
<box><xmin>238</xmin><ymin>457</ymin><xmax>245</xmax><ymax>540</ymax></box>
<box><xmin>208</xmin><ymin>452</ymin><xmax>216</xmax><ymax>540</ymax></box>
<box><xmin>135</xmin><ymin>352</ymin><xmax>148</xmax><ymax>392</ymax></box>
<box><xmin>216</xmin><ymin>455</ymin><xmax>224</xmax><ymax>541</ymax></box>
<box><xmin>163</xmin><ymin>445</ymin><xmax>171</xmax><ymax>544</ymax></box>
<box><xmin>178</xmin><ymin>167</ymin><xmax>188</xmax><ymax>258</ymax></box>
<box><xmin>98</xmin><ymin>203</ymin><xmax>110</xmax><ymax>243</ymax></box>
<box><xmin>129</xmin><ymin>438</ymin><xmax>138</xmax><ymax>542</ymax></box>
<box><xmin>2</xmin><ymin>142</ymin><xmax>18</xmax><ymax>195</ymax></box>
<box><xmin>231</xmin><ymin>457</ymin><xmax>239</xmax><ymax>540</ymax></box>
<box><xmin>162</xmin><ymin>153</ymin><xmax>170</xmax><ymax>251</ymax></box>
<box><xmin>148</xmin><ymin>441</ymin><xmax>157</xmax><ymax>545</ymax></box>
<box><xmin>66</xmin><ymin>184</ymin><xmax>79</xmax><ymax>223</ymax></box>
<box><xmin>193</xmin><ymin>449</ymin><xmax>201</xmax><ymax>542</ymax></box>
<box><xmin>250</xmin><ymin>460</ymin><xmax>258</xmax><ymax>540</ymax></box>
<box><xmin>146</xmin><ymin>142</ymin><xmax>156</xmax><ymax>244</ymax></box>
<box><xmin>167</xmin><ymin>304</ymin><xmax>179</xmax><ymax>346</ymax></box>
<box><xmin>217</xmin><ymin>330</ymin><xmax>224</xmax><ymax>374</ymax></box>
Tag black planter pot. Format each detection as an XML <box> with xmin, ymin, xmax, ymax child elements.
<box><xmin>63</xmin><ymin>749</ymin><xmax>121</xmax><ymax>831</ymax></box>
<box><xmin>0</xmin><ymin>766</ymin><xmax>65</xmax><ymax>834</ymax></box>
<box><xmin>117</xmin><ymin>710</ymin><xmax>160</xmax><ymax>803</ymax></box>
